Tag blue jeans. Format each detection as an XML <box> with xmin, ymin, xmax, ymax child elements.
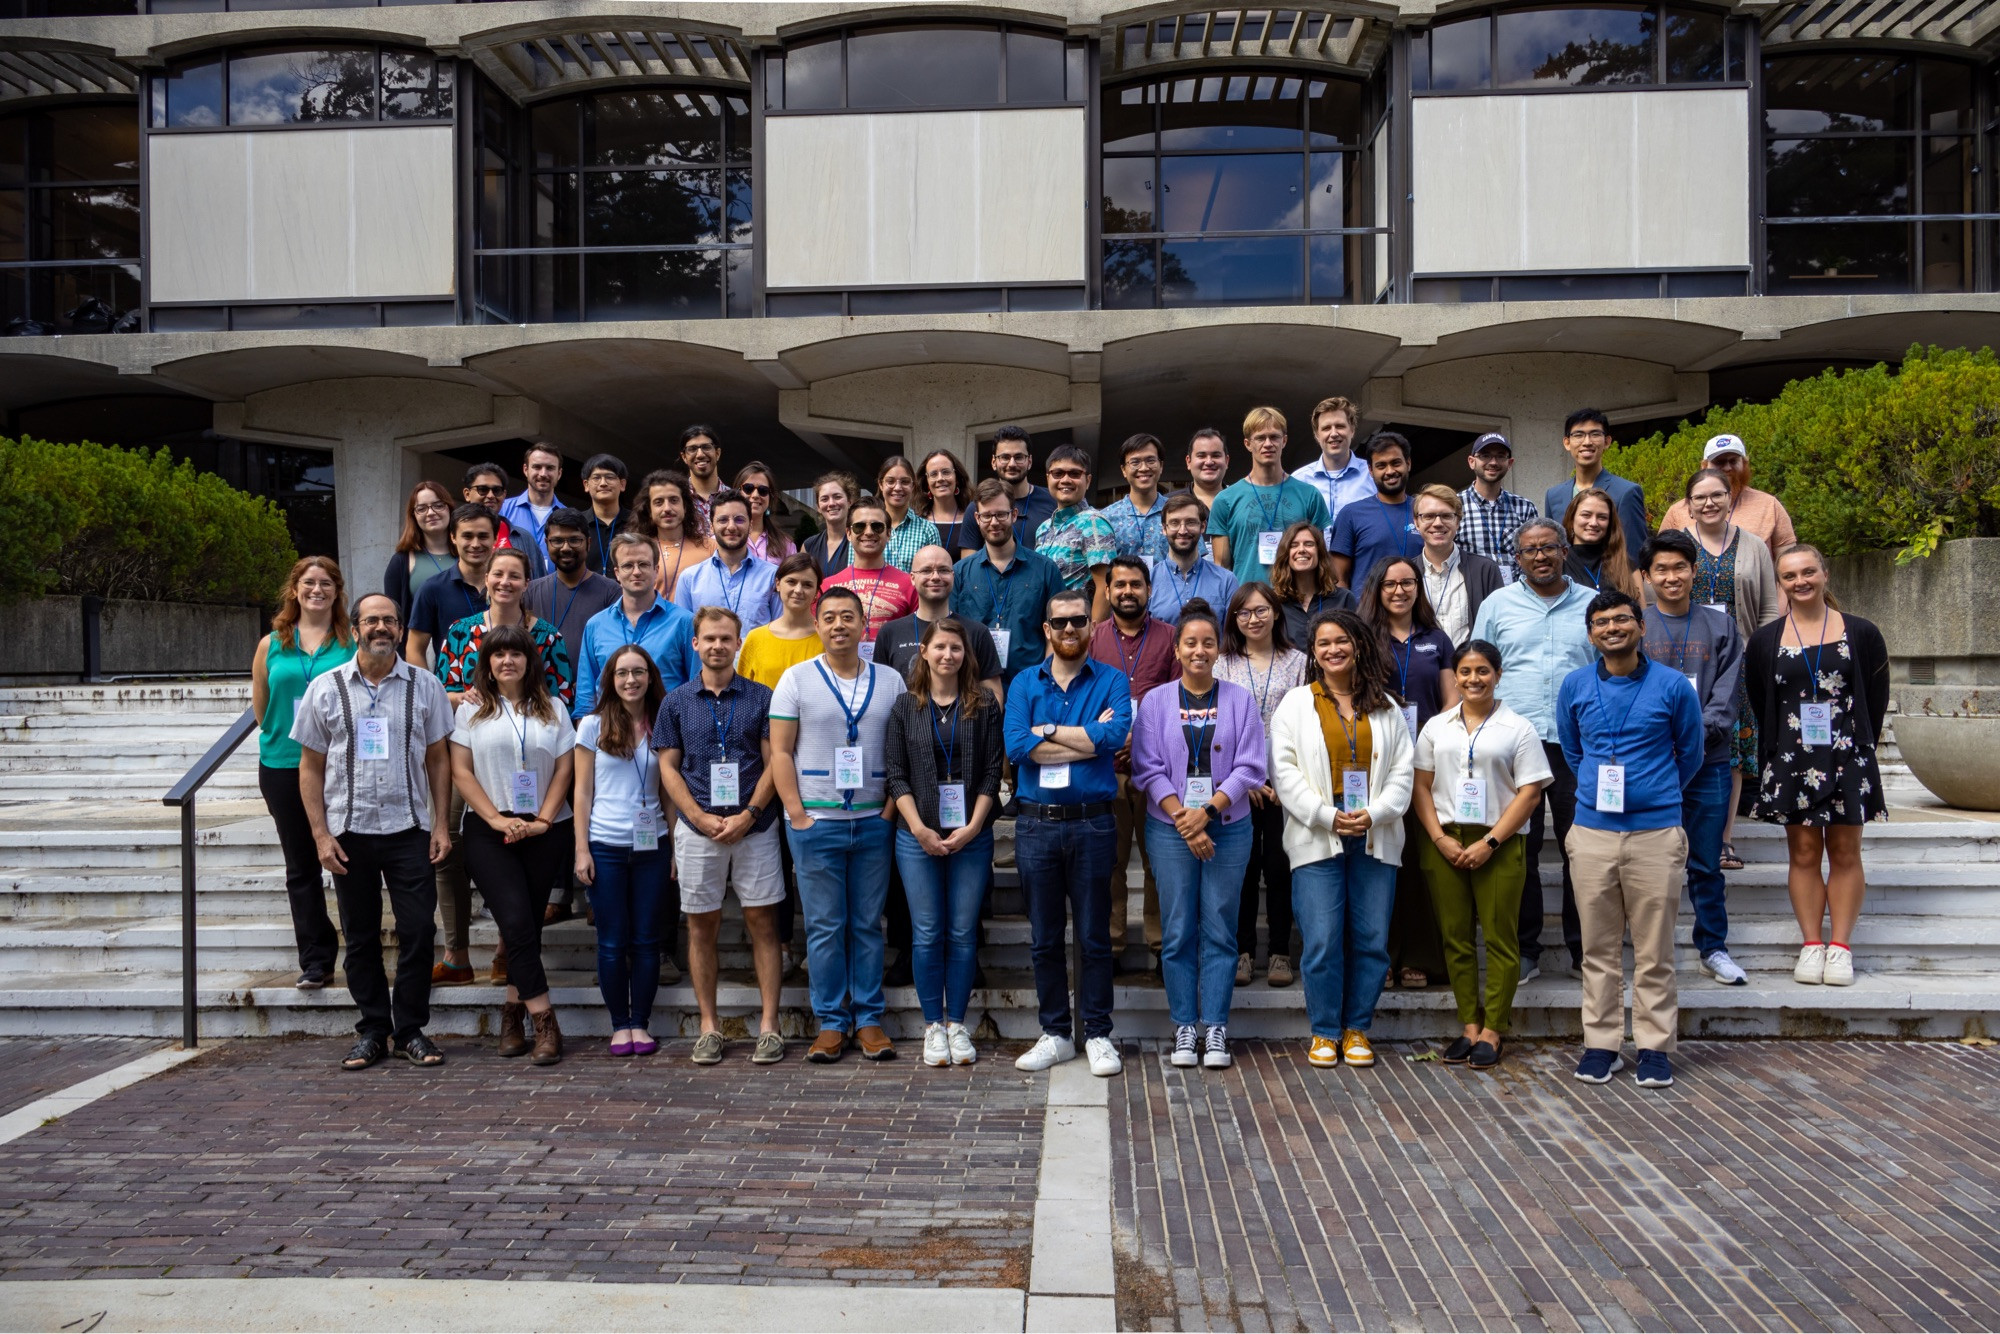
<box><xmin>1683</xmin><ymin>760</ymin><xmax>1732</xmax><ymax>956</ymax></box>
<box><xmin>786</xmin><ymin>815</ymin><xmax>895</xmax><ymax>1033</ymax></box>
<box><xmin>1292</xmin><ymin>838</ymin><xmax>1398</xmax><ymax>1037</ymax></box>
<box><xmin>895</xmin><ymin>827</ymin><xmax>993</xmax><ymax>1024</ymax></box>
<box><xmin>586</xmin><ymin>841</ymin><xmax>671</xmax><ymax>1030</ymax></box>
<box><xmin>1147</xmin><ymin>816</ymin><xmax>1252</xmax><ymax>1027</ymax></box>
<box><xmin>1016</xmin><ymin>813</ymin><xmax>1118</xmax><ymax>1041</ymax></box>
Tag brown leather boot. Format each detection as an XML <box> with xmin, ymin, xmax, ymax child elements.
<box><xmin>497</xmin><ymin>1001</ymin><xmax>529</xmax><ymax>1057</ymax></box>
<box><xmin>807</xmin><ymin>1028</ymin><xmax>847</xmax><ymax>1063</ymax></box>
<box><xmin>856</xmin><ymin>1025</ymin><xmax>896</xmax><ymax>1060</ymax></box>
<box><xmin>530</xmin><ymin>1007</ymin><xmax>564</xmax><ymax>1066</ymax></box>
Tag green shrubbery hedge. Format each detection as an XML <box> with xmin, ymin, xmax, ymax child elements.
<box><xmin>1605</xmin><ymin>344</ymin><xmax>2000</xmax><ymax>563</ymax></box>
<box><xmin>0</xmin><ymin>436</ymin><xmax>298</xmax><ymax>605</ymax></box>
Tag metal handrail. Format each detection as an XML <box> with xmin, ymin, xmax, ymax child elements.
<box><xmin>162</xmin><ymin>707</ymin><xmax>259</xmax><ymax>1049</ymax></box>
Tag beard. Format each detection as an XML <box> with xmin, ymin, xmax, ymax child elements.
<box><xmin>1051</xmin><ymin>636</ymin><xmax>1089</xmax><ymax>662</ymax></box>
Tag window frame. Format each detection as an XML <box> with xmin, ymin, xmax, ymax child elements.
<box><xmin>764</xmin><ymin>20</ymin><xmax>1088</xmax><ymax>115</ymax></box>
<box><xmin>146</xmin><ymin>43</ymin><xmax>456</xmax><ymax>132</ymax></box>
<box><xmin>0</xmin><ymin>98</ymin><xmax>143</xmax><ymax>334</ymax></box>
<box><xmin>1411</xmin><ymin>2</ymin><xmax>1748</xmax><ymax>96</ymax></box>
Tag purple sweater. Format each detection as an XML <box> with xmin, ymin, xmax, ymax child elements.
<box><xmin>1130</xmin><ymin>679</ymin><xmax>1268</xmax><ymax>825</ymax></box>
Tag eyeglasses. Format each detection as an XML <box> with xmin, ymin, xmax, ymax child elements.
<box><xmin>413</xmin><ymin>502</ymin><xmax>450</xmax><ymax>517</ymax></box>
<box><xmin>1414</xmin><ymin>513</ymin><xmax>1456</xmax><ymax>526</ymax></box>
<box><xmin>1566</xmin><ymin>430</ymin><xmax>1609</xmax><ymax>443</ymax></box>
<box><xmin>1047</xmin><ymin>468</ymin><xmax>1088</xmax><ymax>481</ymax></box>
<box><xmin>468</xmin><ymin>484</ymin><xmax>504</xmax><ymax>497</ymax></box>
<box><xmin>357</xmin><ymin>615</ymin><xmax>400</xmax><ymax>629</ymax></box>
<box><xmin>1517</xmin><ymin>543</ymin><xmax>1563</xmax><ymax>558</ymax></box>
<box><xmin>1381</xmin><ymin>579</ymin><xmax>1418</xmax><ymax>591</ymax></box>
<box><xmin>1591</xmin><ymin>614</ymin><xmax>1639</xmax><ymax>628</ymax></box>
<box><xmin>976</xmin><ymin>508</ymin><xmax>1016</xmax><ymax>522</ymax></box>
<box><xmin>738</xmin><ymin>483</ymin><xmax>771</xmax><ymax>496</ymax></box>
<box><xmin>1235</xmin><ymin>606</ymin><xmax>1273</xmax><ymax>620</ymax></box>
<box><xmin>1690</xmin><ymin>492</ymin><xmax>1728</xmax><ymax>507</ymax></box>
<box><xmin>683</xmin><ymin>442</ymin><xmax>717</xmax><ymax>454</ymax></box>
<box><xmin>850</xmin><ymin>520</ymin><xmax>887</xmax><ymax>534</ymax></box>
<box><xmin>1046</xmin><ymin>615</ymin><xmax>1090</xmax><ymax>631</ymax></box>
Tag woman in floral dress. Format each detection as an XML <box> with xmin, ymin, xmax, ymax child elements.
<box><xmin>1745</xmin><ymin>545</ymin><xmax>1889</xmax><ymax>989</ymax></box>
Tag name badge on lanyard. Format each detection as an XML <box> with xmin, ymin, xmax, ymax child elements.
<box><xmin>858</xmin><ymin>640</ymin><xmax>877</xmax><ymax>663</ymax></box>
<box><xmin>1257</xmin><ymin>531</ymin><xmax>1282</xmax><ymax>565</ymax></box>
<box><xmin>711</xmin><ymin>761</ymin><xmax>741</xmax><ymax>806</ymax></box>
<box><xmin>511</xmin><ymin>768</ymin><xmax>540</xmax><ymax>814</ymax></box>
<box><xmin>1341</xmin><ymin>768</ymin><xmax>1369</xmax><ymax>812</ymax></box>
<box><xmin>1686</xmin><ymin>674</ymin><xmax>1700</xmax><ymax>691</ymax></box>
<box><xmin>1455</xmin><ymin>778</ymin><xmax>1487</xmax><ymax>824</ymax></box>
<box><xmin>938</xmin><ymin>782</ymin><xmax>968</xmax><ymax>829</ymax></box>
<box><xmin>631</xmin><ymin>807</ymin><xmax>659</xmax><ymax>852</ymax></box>
<box><xmin>1184</xmin><ymin>775</ymin><xmax>1214</xmax><ymax>807</ymax></box>
<box><xmin>834</xmin><ymin>746</ymin><xmax>866</xmax><ymax>790</ymax></box>
<box><xmin>1595</xmin><ymin>763</ymin><xmax>1626</xmax><ymax>813</ymax></box>
<box><xmin>1401</xmin><ymin>704</ymin><xmax>1418</xmax><ymax>737</ymax></box>
<box><xmin>1041</xmin><ymin>761</ymin><xmax>1072</xmax><ymax>790</ymax></box>
<box><xmin>357</xmin><ymin>716</ymin><xmax>389</xmax><ymax>761</ymax></box>
<box><xmin>990</xmin><ymin>628</ymin><xmax>1011</xmax><ymax>661</ymax></box>
<box><xmin>1800</xmin><ymin>701</ymin><xmax>1833</xmax><ymax>748</ymax></box>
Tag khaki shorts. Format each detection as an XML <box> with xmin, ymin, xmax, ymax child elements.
<box><xmin>673</xmin><ymin>820</ymin><xmax>786</xmax><ymax>914</ymax></box>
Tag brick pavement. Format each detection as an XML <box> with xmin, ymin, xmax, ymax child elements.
<box><xmin>0</xmin><ymin>1037</ymin><xmax>1041</xmax><ymax>1286</ymax></box>
<box><xmin>0</xmin><ymin>1038</ymin><xmax>167</xmax><ymax>1117</ymax></box>
<box><xmin>1113</xmin><ymin>1040</ymin><xmax>2000</xmax><ymax>1332</ymax></box>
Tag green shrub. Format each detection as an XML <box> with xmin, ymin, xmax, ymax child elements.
<box><xmin>1605</xmin><ymin>345</ymin><xmax>2000</xmax><ymax>562</ymax></box>
<box><xmin>0</xmin><ymin>436</ymin><xmax>299</xmax><ymax>605</ymax></box>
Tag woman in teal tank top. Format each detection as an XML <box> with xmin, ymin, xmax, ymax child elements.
<box><xmin>252</xmin><ymin>557</ymin><xmax>358</xmax><ymax>988</ymax></box>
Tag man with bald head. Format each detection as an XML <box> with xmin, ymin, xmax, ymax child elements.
<box><xmin>872</xmin><ymin>544</ymin><xmax>1004</xmax><ymax>700</ymax></box>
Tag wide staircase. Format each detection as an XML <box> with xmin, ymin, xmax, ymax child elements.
<box><xmin>3</xmin><ymin>681</ymin><xmax>1997</xmax><ymax>1043</ymax></box>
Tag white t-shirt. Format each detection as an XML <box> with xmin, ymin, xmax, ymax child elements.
<box><xmin>1413</xmin><ymin>701</ymin><xmax>1553</xmax><ymax>828</ymax></box>
<box><xmin>575</xmin><ymin>713</ymin><xmax>661</xmax><ymax>847</ymax></box>
<box><xmin>452</xmin><ymin>699</ymin><xmax>576</xmax><ymax>826</ymax></box>
<box><xmin>769</xmin><ymin>655</ymin><xmax>902</xmax><ymax>819</ymax></box>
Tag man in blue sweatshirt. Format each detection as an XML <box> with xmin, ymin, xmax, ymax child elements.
<box><xmin>1559</xmin><ymin>589</ymin><xmax>1704</xmax><ymax>1090</ymax></box>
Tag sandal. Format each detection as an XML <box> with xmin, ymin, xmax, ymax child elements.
<box><xmin>400</xmin><ymin>1033</ymin><xmax>447</xmax><ymax>1067</ymax></box>
<box><xmin>1719</xmin><ymin>842</ymin><xmax>1744</xmax><ymax>871</ymax></box>
<box><xmin>341</xmin><ymin>1035</ymin><xmax>388</xmax><ymax>1071</ymax></box>
<box><xmin>1399</xmin><ymin>967</ymin><xmax>1428</xmax><ymax>990</ymax></box>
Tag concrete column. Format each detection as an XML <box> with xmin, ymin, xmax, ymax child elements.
<box><xmin>1365</xmin><ymin>352</ymin><xmax>1708</xmax><ymax>514</ymax></box>
<box><xmin>215</xmin><ymin>377</ymin><xmax>540</xmax><ymax>593</ymax></box>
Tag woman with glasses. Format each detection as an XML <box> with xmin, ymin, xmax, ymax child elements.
<box><xmin>1676</xmin><ymin>466</ymin><xmax>1780</xmax><ymax>870</ymax></box>
<box><xmin>804</xmin><ymin>471</ymin><xmax>858</xmax><ymax>577</ymax></box>
<box><xmin>919</xmin><ymin>450</ymin><xmax>975</xmax><ymax>561</ymax></box>
<box><xmin>450</xmin><ymin>624</ymin><xmax>577</xmax><ymax>1064</ymax></box>
<box><xmin>1561</xmin><ymin>489</ymin><xmax>1642</xmax><ymax>598</ymax></box>
<box><xmin>1657</xmin><ymin>434</ymin><xmax>1796</xmax><ymax>562</ymax></box>
<box><xmin>384</xmin><ymin>481</ymin><xmax>459</xmax><ymax>624</ymax></box>
<box><xmin>1270</xmin><ymin>521</ymin><xmax>1355</xmax><ymax>651</ymax></box>
<box><xmin>885</xmin><ymin>618</ymin><xmax>1004</xmax><ymax>1067</ymax></box>
<box><xmin>1358</xmin><ymin>556</ymin><xmax>1458</xmax><ymax>992</ymax></box>
<box><xmin>1270</xmin><ymin>608</ymin><xmax>1414</xmax><ymax>1070</ymax></box>
<box><xmin>876</xmin><ymin>456</ymin><xmax>942</xmax><ymax>572</ymax></box>
<box><xmin>1410</xmin><ymin>639</ymin><xmax>1549</xmax><ymax>1069</ymax></box>
<box><xmin>734</xmin><ymin>461</ymin><xmax>794</xmax><ymax>564</ymax></box>
<box><xmin>631</xmin><ymin>469</ymin><xmax>712</xmax><ymax>602</ymax></box>
<box><xmin>1133</xmin><ymin>600</ymin><xmax>1267</xmax><ymax>1069</ymax></box>
<box><xmin>1216</xmin><ymin>582</ymin><xmax>1307</xmax><ymax>988</ymax></box>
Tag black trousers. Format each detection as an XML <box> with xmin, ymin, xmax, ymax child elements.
<box><xmin>329</xmin><ymin>827</ymin><xmax>437</xmax><ymax>1044</ymax></box>
<box><xmin>1236</xmin><ymin>798</ymin><xmax>1294</xmax><ymax>959</ymax></box>
<box><xmin>258</xmin><ymin>764</ymin><xmax>340</xmax><ymax>977</ymax></box>
<box><xmin>1519</xmin><ymin>741</ymin><xmax>1582</xmax><ymax>967</ymax></box>
<box><xmin>463</xmin><ymin>820</ymin><xmax>564</xmax><ymax>1001</ymax></box>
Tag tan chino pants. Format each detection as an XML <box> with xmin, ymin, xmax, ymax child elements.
<box><xmin>1565</xmin><ymin>824</ymin><xmax>1685</xmax><ymax>1054</ymax></box>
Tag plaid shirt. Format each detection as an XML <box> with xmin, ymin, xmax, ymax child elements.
<box><xmin>1457</xmin><ymin>486</ymin><xmax>1539</xmax><ymax>582</ymax></box>
<box><xmin>883</xmin><ymin>512</ymin><xmax>942</xmax><ymax>572</ymax></box>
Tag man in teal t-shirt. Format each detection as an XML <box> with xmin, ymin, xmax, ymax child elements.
<box><xmin>1206</xmin><ymin>405</ymin><xmax>1331</xmax><ymax>585</ymax></box>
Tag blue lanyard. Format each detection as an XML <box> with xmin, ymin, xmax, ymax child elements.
<box><xmin>458</xmin><ymin>576</ymin><xmax>481</xmax><ymax>622</ymax></box>
<box><xmin>358</xmin><ymin>669</ymin><xmax>392</xmax><ymax>712</ymax></box>
<box><xmin>1250</xmin><ymin>653</ymin><xmax>1278</xmax><ymax>718</ymax></box>
<box><xmin>299</xmin><ymin>633</ymin><xmax>335</xmax><ymax>683</ymax></box>
<box><xmin>1589</xmin><ymin>670</ymin><xmax>1639</xmax><ymax>763</ymax></box>
<box><xmin>1657</xmin><ymin>609</ymin><xmax>1696</xmax><ymax>671</ymax></box>
<box><xmin>1166</xmin><ymin>558</ymin><xmax>1203</xmax><ymax>615</ymax></box>
<box><xmin>553</xmin><ymin>578</ymin><xmax>585</xmax><ymax>641</ymax></box>
<box><xmin>1380</xmin><ymin>497</ymin><xmax>1416</xmax><ymax>546</ymax></box>
<box><xmin>502</xmin><ymin>699</ymin><xmax>530</xmax><ymax>769</ymax></box>
<box><xmin>1463</xmin><ymin>708</ymin><xmax>1492</xmax><ymax>767</ymax></box>
<box><xmin>1323</xmin><ymin>686</ymin><xmax>1361</xmax><ymax>764</ymax></box>
<box><xmin>1790</xmin><ymin>612</ymin><xmax>1829</xmax><ymax>701</ymax></box>
<box><xmin>1392</xmin><ymin>633</ymin><xmax>1414</xmax><ymax>699</ymax></box>
<box><xmin>982</xmin><ymin>559</ymin><xmax>1011</xmax><ymax>627</ymax></box>
<box><xmin>814</xmin><ymin>660</ymin><xmax>876</xmax><ymax>745</ymax></box>
<box><xmin>1179</xmin><ymin>683</ymin><xmax>1216</xmax><ymax>775</ymax></box>
<box><xmin>931</xmin><ymin>699</ymin><xmax>960</xmax><ymax>781</ymax></box>
<box><xmin>1113</xmin><ymin>622</ymin><xmax>1150</xmax><ymax>679</ymax></box>
<box><xmin>591</xmin><ymin>517</ymin><xmax>616</xmax><ymax>570</ymax></box>
<box><xmin>714</xmin><ymin>557</ymin><xmax>748</xmax><ymax>617</ymax></box>
<box><xmin>1251</xmin><ymin>482</ymin><xmax>1284</xmax><ymax>532</ymax></box>
<box><xmin>704</xmin><ymin>685</ymin><xmax>738</xmax><ymax>755</ymax></box>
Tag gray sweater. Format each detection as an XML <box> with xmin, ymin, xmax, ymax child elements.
<box><xmin>1641</xmin><ymin>604</ymin><xmax>1743</xmax><ymax>768</ymax></box>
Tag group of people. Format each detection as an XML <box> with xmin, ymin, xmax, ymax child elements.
<box><xmin>248</xmin><ymin>400</ymin><xmax>1888</xmax><ymax>1089</ymax></box>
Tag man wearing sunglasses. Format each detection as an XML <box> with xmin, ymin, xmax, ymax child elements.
<box><xmin>822</xmin><ymin>498</ymin><xmax>918</xmax><ymax>654</ymax></box>
<box><xmin>1033</xmin><ymin>445</ymin><xmax>1116</xmax><ymax>622</ymax></box>
<box><xmin>1005</xmin><ymin>589</ymin><xmax>1134</xmax><ymax>1079</ymax></box>
<box><xmin>462</xmin><ymin>462</ymin><xmax>542</xmax><ymax>577</ymax></box>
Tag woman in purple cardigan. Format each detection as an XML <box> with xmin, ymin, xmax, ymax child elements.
<box><xmin>1132</xmin><ymin>599</ymin><xmax>1269</xmax><ymax>1070</ymax></box>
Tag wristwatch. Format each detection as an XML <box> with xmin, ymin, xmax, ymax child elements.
<box><xmin>1483</xmin><ymin>835</ymin><xmax>1501</xmax><ymax>850</ymax></box>
<box><xmin>745</xmin><ymin>803</ymin><xmax>765</xmax><ymax>822</ymax></box>
<box><xmin>1201</xmin><ymin>801</ymin><xmax>1222</xmax><ymax>821</ymax></box>
<box><xmin>1038</xmin><ymin>722</ymin><xmax>1058</xmax><ymax>740</ymax></box>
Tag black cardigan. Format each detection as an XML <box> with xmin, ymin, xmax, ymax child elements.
<box><xmin>1458</xmin><ymin>549</ymin><xmax>1506</xmax><ymax>631</ymax></box>
<box><xmin>1744</xmin><ymin>614</ymin><xmax>1890</xmax><ymax>765</ymax></box>
<box><xmin>884</xmin><ymin>692</ymin><xmax>1005</xmax><ymax>835</ymax></box>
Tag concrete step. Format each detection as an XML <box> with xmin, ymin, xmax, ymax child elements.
<box><xmin>0</xmin><ymin>683</ymin><xmax>251</xmax><ymax>709</ymax></box>
<box><xmin>0</xmin><ymin>965</ymin><xmax>1992</xmax><ymax>1042</ymax></box>
<box><xmin>0</xmin><ymin>744</ymin><xmax>261</xmax><ymax>771</ymax></box>
<box><xmin>0</xmin><ymin>712</ymin><xmax>256</xmax><ymax>733</ymax></box>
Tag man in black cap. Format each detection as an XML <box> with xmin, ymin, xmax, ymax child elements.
<box><xmin>1456</xmin><ymin>433</ymin><xmax>1540</xmax><ymax>583</ymax></box>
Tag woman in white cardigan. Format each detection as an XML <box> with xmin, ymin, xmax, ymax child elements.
<box><xmin>1270</xmin><ymin>607</ymin><xmax>1414</xmax><ymax>1071</ymax></box>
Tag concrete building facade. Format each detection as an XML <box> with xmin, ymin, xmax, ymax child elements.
<box><xmin>2</xmin><ymin>0</ymin><xmax>1998</xmax><ymax>583</ymax></box>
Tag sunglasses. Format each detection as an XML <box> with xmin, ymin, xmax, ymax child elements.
<box><xmin>850</xmin><ymin>520</ymin><xmax>887</xmax><ymax>534</ymax></box>
<box><xmin>1046</xmin><ymin>614</ymin><xmax>1090</xmax><ymax>631</ymax></box>
<box><xmin>468</xmin><ymin>484</ymin><xmax>504</xmax><ymax>497</ymax></box>
<box><xmin>738</xmin><ymin>483</ymin><xmax>771</xmax><ymax>496</ymax></box>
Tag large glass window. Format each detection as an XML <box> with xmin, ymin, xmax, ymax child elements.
<box><xmin>149</xmin><ymin>45</ymin><xmax>454</xmax><ymax>128</ymax></box>
<box><xmin>767</xmin><ymin>23</ymin><xmax>1086</xmax><ymax>111</ymax></box>
<box><xmin>1413</xmin><ymin>4</ymin><xmax>1743</xmax><ymax>92</ymax></box>
<box><xmin>0</xmin><ymin>103</ymin><xmax>140</xmax><ymax>335</ymax></box>
<box><xmin>1101</xmin><ymin>72</ymin><xmax>1382</xmax><ymax>308</ymax></box>
<box><xmin>1764</xmin><ymin>54</ymin><xmax>1993</xmax><ymax>294</ymax></box>
<box><xmin>473</xmin><ymin>85</ymin><xmax>750</xmax><ymax>322</ymax></box>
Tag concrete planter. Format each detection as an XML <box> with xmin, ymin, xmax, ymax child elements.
<box><xmin>0</xmin><ymin>596</ymin><xmax>263</xmax><ymax>681</ymax></box>
<box><xmin>1892</xmin><ymin>715</ymin><xmax>2000</xmax><ymax>812</ymax></box>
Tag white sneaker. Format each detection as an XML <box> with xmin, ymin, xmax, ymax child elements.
<box><xmin>947</xmin><ymin>1022</ymin><xmax>978</xmax><ymax>1065</ymax></box>
<box><xmin>1823</xmin><ymin>944</ymin><xmax>1855</xmax><ymax>986</ymax></box>
<box><xmin>1203</xmin><ymin>1025</ymin><xmax>1231</xmax><ymax>1069</ymax></box>
<box><xmin>1086</xmin><ymin>1036</ymin><xmax>1123</xmax><ymax>1077</ymax></box>
<box><xmin>1702</xmin><ymin>950</ymin><xmax>1748</xmax><ymax>986</ymax></box>
<box><xmin>1015</xmin><ymin>1033</ymin><xmax>1076</xmax><ymax>1071</ymax></box>
<box><xmin>923</xmin><ymin>1022</ymin><xmax>950</xmax><ymax>1067</ymax></box>
<box><xmin>1794</xmin><ymin>943</ymin><xmax>1826</xmax><ymax>985</ymax></box>
<box><xmin>1170</xmin><ymin>1025</ymin><xmax>1199</xmax><ymax>1067</ymax></box>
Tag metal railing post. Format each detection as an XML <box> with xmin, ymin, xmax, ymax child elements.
<box><xmin>181</xmin><ymin>798</ymin><xmax>198</xmax><ymax>1050</ymax></box>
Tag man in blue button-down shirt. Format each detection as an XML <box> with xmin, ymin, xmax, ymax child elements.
<box><xmin>1148</xmin><ymin>490</ymin><xmax>1236</xmax><ymax>622</ymax></box>
<box><xmin>576</xmin><ymin>533</ymin><xmax>699</xmax><ymax>714</ymax></box>
<box><xmin>1470</xmin><ymin>518</ymin><xmax>1598</xmax><ymax>980</ymax></box>
<box><xmin>1004</xmin><ymin>587</ymin><xmax>1133</xmax><ymax>1078</ymax></box>
<box><xmin>672</xmin><ymin>490</ymin><xmax>781</xmax><ymax>634</ymax></box>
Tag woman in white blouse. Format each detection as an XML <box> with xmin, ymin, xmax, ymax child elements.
<box><xmin>1410</xmin><ymin>640</ymin><xmax>1550</xmax><ymax>1071</ymax></box>
<box><xmin>1269</xmin><ymin>607</ymin><xmax>1413</xmax><ymax>1072</ymax></box>
<box><xmin>450</xmin><ymin>624</ymin><xmax>576</xmax><ymax>1066</ymax></box>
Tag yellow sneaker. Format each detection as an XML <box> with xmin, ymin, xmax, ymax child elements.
<box><xmin>1341</xmin><ymin>1029</ymin><xmax>1376</xmax><ymax>1067</ymax></box>
<box><xmin>1307</xmin><ymin>1035</ymin><xmax>1341</xmax><ymax>1068</ymax></box>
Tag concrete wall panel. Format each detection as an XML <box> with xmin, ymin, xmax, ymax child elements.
<box><xmin>766</xmin><ymin>108</ymin><xmax>1085</xmax><ymax>288</ymax></box>
<box><xmin>148</xmin><ymin>126</ymin><xmax>454</xmax><ymax>304</ymax></box>
<box><xmin>1412</xmin><ymin>89</ymin><xmax>1748</xmax><ymax>274</ymax></box>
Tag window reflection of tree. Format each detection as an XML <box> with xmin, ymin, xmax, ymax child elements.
<box><xmin>275</xmin><ymin>51</ymin><xmax>375</xmax><ymax>122</ymax></box>
<box><xmin>1527</xmin><ymin>22</ymin><xmax>1656</xmax><ymax>86</ymax></box>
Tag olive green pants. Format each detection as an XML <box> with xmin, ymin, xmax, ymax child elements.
<box><xmin>1417</xmin><ymin>823</ymin><xmax>1526</xmax><ymax>1033</ymax></box>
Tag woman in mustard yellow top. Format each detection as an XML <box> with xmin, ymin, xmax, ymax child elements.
<box><xmin>738</xmin><ymin>552</ymin><xmax>823</xmax><ymax>687</ymax></box>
